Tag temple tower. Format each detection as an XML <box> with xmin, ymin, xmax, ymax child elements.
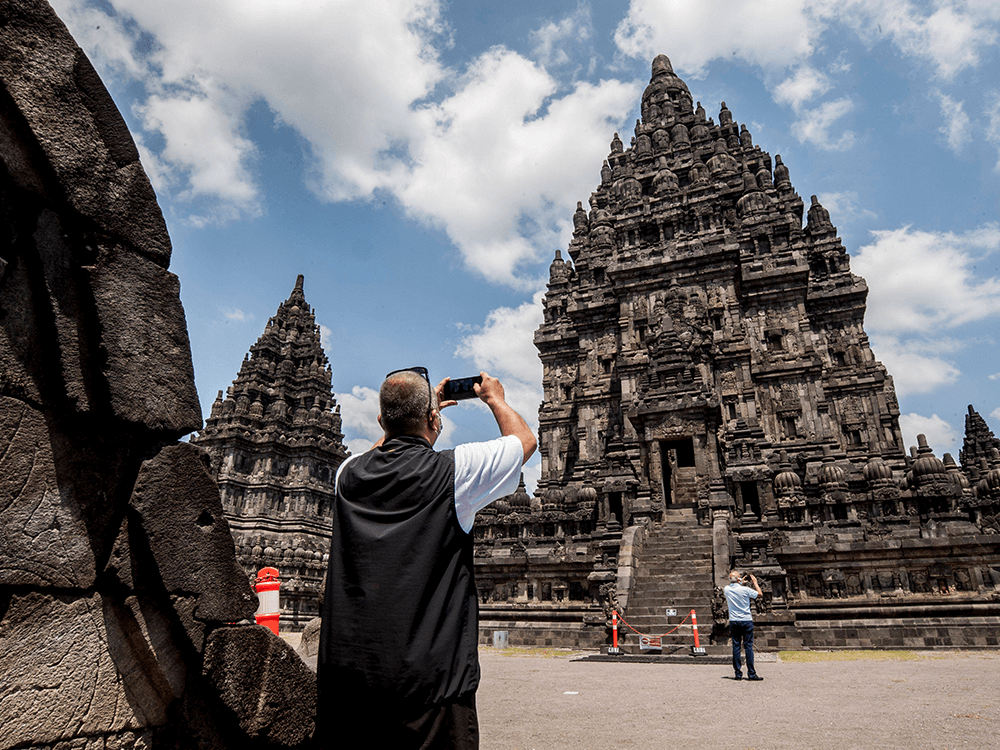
<box><xmin>477</xmin><ymin>54</ymin><xmax>999</xmax><ymax>651</ymax></box>
<box><xmin>534</xmin><ymin>54</ymin><xmax>903</xmax><ymax>531</ymax></box>
<box><xmin>192</xmin><ymin>275</ymin><xmax>348</xmax><ymax>630</ymax></box>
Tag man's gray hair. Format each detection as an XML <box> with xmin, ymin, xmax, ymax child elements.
<box><xmin>379</xmin><ymin>371</ymin><xmax>437</xmax><ymax>436</ymax></box>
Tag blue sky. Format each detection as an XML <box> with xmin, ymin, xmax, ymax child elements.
<box><xmin>53</xmin><ymin>0</ymin><xmax>1000</xmax><ymax>489</ymax></box>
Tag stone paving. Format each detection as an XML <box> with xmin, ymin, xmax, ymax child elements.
<box><xmin>476</xmin><ymin>648</ymin><xmax>1000</xmax><ymax>750</ymax></box>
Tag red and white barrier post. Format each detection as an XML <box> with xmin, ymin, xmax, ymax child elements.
<box><xmin>254</xmin><ymin>567</ymin><xmax>281</xmax><ymax>635</ymax></box>
<box><xmin>690</xmin><ymin>608</ymin><xmax>706</xmax><ymax>655</ymax></box>
<box><xmin>608</xmin><ymin>610</ymin><xmax>621</xmax><ymax>655</ymax></box>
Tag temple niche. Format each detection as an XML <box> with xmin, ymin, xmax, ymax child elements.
<box><xmin>192</xmin><ymin>275</ymin><xmax>349</xmax><ymax>631</ymax></box>
<box><xmin>475</xmin><ymin>54</ymin><xmax>1000</xmax><ymax>651</ymax></box>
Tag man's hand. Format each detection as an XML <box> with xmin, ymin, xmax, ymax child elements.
<box><xmin>474</xmin><ymin>371</ymin><xmax>536</xmax><ymax>464</ymax></box>
<box><xmin>435</xmin><ymin>378</ymin><xmax>457</xmax><ymax>410</ymax></box>
<box><xmin>473</xmin><ymin>372</ymin><xmax>505</xmax><ymax>406</ymax></box>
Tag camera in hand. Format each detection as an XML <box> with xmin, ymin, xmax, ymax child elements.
<box><xmin>443</xmin><ymin>376</ymin><xmax>482</xmax><ymax>401</ymax></box>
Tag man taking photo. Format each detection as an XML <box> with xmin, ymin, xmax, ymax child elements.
<box><xmin>317</xmin><ymin>368</ymin><xmax>536</xmax><ymax>749</ymax></box>
<box><xmin>723</xmin><ymin>569</ymin><xmax>764</xmax><ymax>682</ymax></box>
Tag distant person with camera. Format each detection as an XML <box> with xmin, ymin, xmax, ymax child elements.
<box><xmin>724</xmin><ymin>569</ymin><xmax>764</xmax><ymax>681</ymax></box>
<box><xmin>317</xmin><ymin>368</ymin><xmax>536</xmax><ymax>749</ymax></box>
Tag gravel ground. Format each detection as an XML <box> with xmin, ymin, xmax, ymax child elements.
<box><xmin>476</xmin><ymin>649</ymin><xmax>1000</xmax><ymax>750</ymax></box>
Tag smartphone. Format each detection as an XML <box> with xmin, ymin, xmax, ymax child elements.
<box><xmin>442</xmin><ymin>376</ymin><xmax>482</xmax><ymax>401</ymax></box>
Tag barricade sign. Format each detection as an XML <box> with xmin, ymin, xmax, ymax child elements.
<box><xmin>639</xmin><ymin>635</ymin><xmax>662</xmax><ymax>651</ymax></box>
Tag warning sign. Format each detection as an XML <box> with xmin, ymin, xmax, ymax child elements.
<box><xmin>639</xmin><ymin>635</ymin><xmax>662</xmax><ymax>651</ymax></box>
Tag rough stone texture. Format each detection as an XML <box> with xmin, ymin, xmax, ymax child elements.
<box><xmin>296</xmin><ymin>617</ymin><xmax>322</xmax><ymax>661</ymax></box>
<box><xmin>203</xmin><ymin>625</ymin><xmax>317</xmax><ymax>747</ymax></box>
<box><xmin>0</xmin><ymin>592</ymin><xmax>184</xmax><ymax>749</ymax></box>
<box><xmin>130</xmin><ymin>442</ymin><xmax>258</xmax><ymax>649</ymax></box>
<box><xmin>88</xmin><ymin>245</ymin><xmax>202</xmax><ymax>434</ymax></box>
<box><xmin>0</xmin><ymin>397</ymin><xmax>97</xmax><ymax>587</ymax></box>
<box><xmin>0</xmin><ymin>0</ymin><xmax>171</xmax><ymax>265</ymax></box>
<box><xmin>0</xmin><ymin>2</ymin><xmax>315</xmax><ymax>747</ymax></box>
<box><xmin>471</xmin><ymin>54</ymin><xmax>1000</xmax><ymax>651</ymax></box>
<box><xmin>191</xmin><ymin>275</ymin><xmax>348</xmax><ymax>631</ymax></box>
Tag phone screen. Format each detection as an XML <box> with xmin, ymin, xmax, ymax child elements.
<box><xmin>443</xmin><ymin>376</ymin><xmax>482</xmax><ymax>401</ymax></box>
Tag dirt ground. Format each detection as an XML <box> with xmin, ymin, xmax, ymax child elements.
<box><xmin>475</xmin><ymin>649</ymin><xmax>1000</xmax><ymax>750</ymax></box>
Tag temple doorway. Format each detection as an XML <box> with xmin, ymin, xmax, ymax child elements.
<box><xmin>659</xmin><ymin>438</ymin><xmax>696</xmax><ymax>506</ymax></box>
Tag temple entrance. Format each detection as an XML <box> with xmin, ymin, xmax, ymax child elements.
<box><xmin>659</xmin><ymin>438</ymin><xmax>696</xmax><ymax>506</ymax></box>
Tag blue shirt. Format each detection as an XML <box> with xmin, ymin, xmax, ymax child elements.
<box><xmin>724</xmin><ymin>582</ymin><xmax>758</xmax><ymax>622</ymax></box>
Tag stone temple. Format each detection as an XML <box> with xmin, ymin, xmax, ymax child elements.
<box><xmin>192</xmin><ymin>275</ymin><xmax>348</xmax><ymax>631</ymax></box>
<box><xmin>473</xmin><ymin>55</ymin><xmax>1000</xmax><ymax>651</ymax></box>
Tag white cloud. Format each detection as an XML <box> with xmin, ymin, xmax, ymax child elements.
<box><xmin>986</xmin><ymin>92</ymin><xmax>1000</xmax><ymax>172</ymax></box>
<box><xmin>137</xmin><ymin>90</ymin><xmax>260</xmax><ymax>223</ymax></box>
<box><xmin>773</xmin><ymin>66</ymin><xmax>831</xmax><ymax>109</ymax></box>
<box><xmin>49</xmin><ymin>2</ymin><xmax>148</xmax><ymax>78</ymax></box>
<box><xmin>319</xmin><ymin>324</ymin><xmax>334</xmax><ymax>355</ymax></box>
<box><xmin>398</xmin><ymin>50</ymin><xmax>638</xmax><ymax>286</ymax></box>
<box><xmin>222</xmin><ymin>307</ymin><xmax>246</xmax><ymax>322</ymax></box>
<box><xmin>852</xmin><ymin>224</ymin><xmax>1000</xmax><ymax>332</ymax></box>
<box><xmin>867</xmin><ymin>335</ymin><xmax>961</xmax><ymax>397</ymax></box>
<box><xmin>57</xmin><ymin>0</ymin><xmax>636</xmax><ymax>287</ymax></box>
<box><xmin>57</xmin><ymin>0</ymin><xmax>449</xmax><ymax>218</ymax></box>
<box><xmin>816</xmin><ymin>190</ymin><xmax>877</xmax><ymax>223</ymax></box>
<box><xmin>530</xmin><ymin>3</ymin><xmax>592</xmax><ymax>68</ymax></box>
<box><xmin>337</xmin><ymin>386</ymin><xmax>382</xmax><ymax>446</ymax></box>
<box><xmin>790</xmin><ymin>96</ymin><xmax>855</xmax><ymax>150</ymax></box>
<box><xmin>934</xmin><ymin>90</ymin><xmax>972</xmax><ymax>152</ymax></box>
<box><xmin>454</xmin><ymin>291</ymin><xmax>545</xmax><ymax>428</ymax></box>
<box><xmin>614</xmin><ymin>0</ymin><xmax>820</xmax><ymax>75</ymax></box>
<box><xmin>899</xmin><ymin>412</ymin><xmax>959</xmax><ymax>457</ymax></box>
<box><xmin>991</xmin><ymin>406</ymin><xmax>1000</xmax><ymax>422</ymax></box>
<box><xmin>990</xmin><ymin>373</ymin><xmax>1000</xmax><ymax>381</ymax></box>
<box><xmin>834</xmin><ymin>0</ymin><xmax>1000</xmax><ymax>80</ymax></box>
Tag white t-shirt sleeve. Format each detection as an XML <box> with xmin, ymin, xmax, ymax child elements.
<box><xmin>454</xmin><ymin>435</ymin><xmax>524</xmax><ymax>533</ymax></box>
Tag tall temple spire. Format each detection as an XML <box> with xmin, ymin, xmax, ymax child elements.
<box><xmin>536</xmin><ymin>51</ymin><xmax>905</xmax><ymax>520</ymax></box>
<box><xmin>474</xmin><ymin>52</ymin><xmax>999</xmax><ymax>655</ymax></box>
<box><xmin>192</xmin><ymin>275</ymin><xmax>348</xmax><ymax>630</ymax></box>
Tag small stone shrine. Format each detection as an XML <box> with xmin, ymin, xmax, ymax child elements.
<box><xmin>474</xmin><ymin>54</ymin><xmax>1000</xmax><ymax>651</ymax></box>
<box><xmin>192</xmin><ymin>275</ymin><xmax>348</xmax><ymax>631</ymax></box>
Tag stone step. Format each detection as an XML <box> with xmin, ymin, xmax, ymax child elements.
<box><xmin>633</xmin><ymin>578</ymin><xmax>712</xmax><ymax>589</ymax></box>
<box><xmin>625</xmin><ymin>513</ymin><xmax>717</xmax><ymax>641</ymax></box>
<box><xmin>640</xmin><ymin>546</ymin><xmax>712</xmax><ymax>557</ymax></box>
<box><xmin>632</xmin><ymin>580</ymin><xmax>713</xmax><ymax>592</ymax></box>
<box><xmin>633</xmin><ymin>576</ymin><xmax>712</xmax><ymax>586</ymax></box>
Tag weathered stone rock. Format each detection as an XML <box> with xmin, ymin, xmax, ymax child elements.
<box><xmin>0</xmin><ymin>2</ymin><xmax>316</xmax><ymax>746</ymax></box>
<box><xmin>0</xmin><ymin>592</ymin><xmax>183</xmax><ymax>748</ymax></box>
<box><xmin>296</xmin><ymin>617</ymin><xmax>322</xmax><ymax>659</ymax></box>
<box><xmin>129</xmin><ymin>443</ymin><xmax>258</xmax><ymax>650</ymax></box>
<box><xmin>87</xmin><ymin>244</ymin><xmax>201</xmax><ymax>435</ymax></box>
<box><xmin>0</xmin><ymin>397</ymin><xmax>96</xmax><ymax>587</ymax></box>
<box><xmin>0</xmin><ymin>0</ymin><xmax>171</xmax><ymax>265</ymax></box>
<box><xmin>202</xmin><ymin>625</ymin><xmax>316</xmax><ymax>747</ymax></box>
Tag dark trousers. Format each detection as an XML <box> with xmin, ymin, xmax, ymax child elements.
<box><xmin>730</xmin><ymin>620</ymin><xmax>756</xmax><ymax>678</ymax></box>
<box><xmin>316</xmin><ymin>690</ymin><xmax>479</xmax><ymax>750</ymax></box>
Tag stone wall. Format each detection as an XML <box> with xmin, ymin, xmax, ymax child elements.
<box><xmin>0</xmin><ymin>2</ymin><xmax>315</xmax><ymax>747</ymax></box>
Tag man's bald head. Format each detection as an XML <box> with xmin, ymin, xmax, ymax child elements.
<box><xmin>379</xmin><ymin>370</ymin><xmax>436</xmax><ymax>437</ymax></box>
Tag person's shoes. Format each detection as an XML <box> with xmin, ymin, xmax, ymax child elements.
<box><xmin>734</xmin><ymin>674</ymin><xmax>743</xmax><ymax>680</ymax></box>
<box><xmin>747</xmin><ymin>675</ymin><xmax>764</xmax><ymax>681</ymax></box>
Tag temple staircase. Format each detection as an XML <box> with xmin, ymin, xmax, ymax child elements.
<box><xmin>622</xmin><ymin>507</ymin><xmax>716</xmax><ymax>650</ymax></box>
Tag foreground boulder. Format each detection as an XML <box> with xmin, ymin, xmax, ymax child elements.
<box><xmin>0</xmin><ymin>1</ymin><xmax>316</xmax><ymax>747</ymax></box>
